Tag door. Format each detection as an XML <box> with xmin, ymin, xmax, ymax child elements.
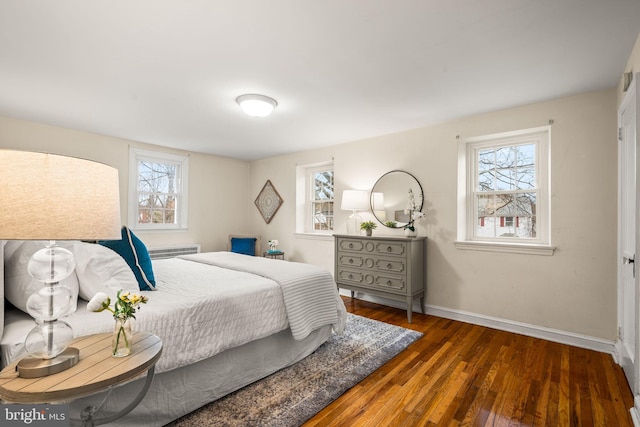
<box><xmin>618</xmin><ymin>74</ymin><xmax>639</xmax><ymax>394</ymax></box>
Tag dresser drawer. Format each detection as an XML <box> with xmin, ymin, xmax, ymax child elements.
<box><xmin>374</xmin><ymin>258</ymin><xmax>406</xmax><ymax>274</ymax></box>
<box><xmin>337</xmin><ymin>268</ymin><xmax>376</xmax><ymax>286</ymax></box>
<box><xmin>337</xmin><ymin>254</ymin><xmax>375</xmax><ymax>269</ymax></box>
<box><xmin>338</xmin><ymin>238</ymin><xmax>363</xmax><ymax>252</ymax></box>
<box><xmin>374</xmin><ymin>241</ymin><xmax>406</xmax><ymax>256</ymax></box>
<box><xmin>337</xmin><ymin>268</ymin><xmax>406</xmax><ymax>292</ymax></box>
<box><xmin>338</xmin><ymin>238</ymin><xmax>369</xmax><ymax>253</ymax></box>
<box><xmin>374</xmin><ymin>274</ymin><xmax>406</xmax><ymax>292</ymax></box>
<box><xmin>338</xmin><ymin>238</ymin><xmax>408</xmax><ymax>257</ymax></box>
<box><xmin>338</xmin><ymin>254</ymin><xmax>406</xmax><ymax>274</ymax></box>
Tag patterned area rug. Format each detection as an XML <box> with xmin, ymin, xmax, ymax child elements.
<box><xmin>166</xmin><ymin>313</ymin><xmax>422</xmax><ymax>427</ymax></box>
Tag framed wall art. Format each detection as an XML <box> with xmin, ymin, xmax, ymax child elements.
<box><xmin>254</xmin><ymin>180</ymin><xmax>283</xmax><ymax>224</ymax></box>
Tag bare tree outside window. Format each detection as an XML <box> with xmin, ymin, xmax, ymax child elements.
<box><xmin>128</xmin><ymin>147</ymin><xmax>189</xmax><ymax>230</ymax></box>
<box><xmin>476</xmin><ymin>143</ymin><xmax>537</xmax><ymax>238</ymax></box>
<box><xmin>312</xmin><ymin>170</ymin><xmax>334</xmax><ymax>231</ymax></box>
<box><xmin>137</xmin><ymin>161</ymin><xmax>179</xmax><ymax>225</ymax></box>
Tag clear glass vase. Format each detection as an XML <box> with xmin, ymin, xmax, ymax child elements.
<box><xmin>112</xmin><ymin>318</ymin><xmax>133</xmax><ymax>357</ymax></box>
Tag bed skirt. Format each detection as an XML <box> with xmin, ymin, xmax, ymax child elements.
<box><xmin>68</xmin><ymin>324</ymin><xmax>333</xmax><ymax>427</ymax></box>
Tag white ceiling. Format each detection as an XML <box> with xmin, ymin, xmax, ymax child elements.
<box><xmin>1</xmin><ymin>1</ymin><xmax>639</xmax><ymax>161</ymax></box>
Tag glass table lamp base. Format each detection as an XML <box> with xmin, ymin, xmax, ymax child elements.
<box><xmin>17</xmin><ymin>347</ymin><xmax>80</xmax><ymax>379</ymax></box>
<box><xmin>346</xmin><ymin>212</ymin><xmax>362</xmax><ymax>235</ymax></box>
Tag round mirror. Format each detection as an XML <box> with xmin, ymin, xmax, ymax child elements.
<box><xmin>370</xmin><ymin>170</ymin><xmax>423</xmax><ymax>228</ymax></box>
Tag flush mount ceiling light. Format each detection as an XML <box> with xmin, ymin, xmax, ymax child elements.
<box><xmin>236</xmin><ymin>94</ymin><xmax>278</xmax><ymax>118</ymax></box>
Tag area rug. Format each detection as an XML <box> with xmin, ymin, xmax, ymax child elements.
<box><xmin>166</xmin><ymin>313</ymin><xmax>422</xmax><ymax>427</ymax></box>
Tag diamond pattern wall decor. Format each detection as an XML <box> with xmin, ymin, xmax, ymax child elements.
<box><xmin>254</xmin><ymin>180</ymin><xmax>283</xmax><ymax>224</ymax></box>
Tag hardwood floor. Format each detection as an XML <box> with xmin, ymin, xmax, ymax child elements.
<box><xmin>304</xmin><ymin>297</ymin><xmax>634</xmax><ymax>426</ymax></box>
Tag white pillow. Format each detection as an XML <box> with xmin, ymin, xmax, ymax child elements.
<box><xmin>73</xmin><ymin>242</ymin><xmax>139</xmax><ymax>301</ymax></box>
<box><xmin>4</xmin><ymin>240</ymin><xmax>79</xmax><ymax>316</ymax></box>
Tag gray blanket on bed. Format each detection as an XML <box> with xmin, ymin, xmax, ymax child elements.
<box><xmin>179</xmin><ymin>252</ymin><xmax>345</xmax><ymax>340</ymax></box>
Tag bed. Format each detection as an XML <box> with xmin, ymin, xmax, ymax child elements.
<box><xmin>0</xmin><ymin>239</ymin><xmax>347</xmax><ymax>426</ymax></box>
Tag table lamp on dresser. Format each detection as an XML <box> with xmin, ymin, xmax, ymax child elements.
<box><xmin>0</xmin><ymin>150</ymin><xmax>121</xmax><ymax>378</ymax></box>
<box><xmin>341</xmin><ymin>189</ymin><xmax>369</xmax><ymax>235</ymax></box>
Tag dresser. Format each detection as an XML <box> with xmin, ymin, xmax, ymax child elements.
<box><xmin>334</xmin><ymin>234</ymin><xmax>426</xmax><ymax>323</ymax></box>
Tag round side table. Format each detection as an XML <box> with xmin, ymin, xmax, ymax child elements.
<box><xmin>0</xmin><ymin>331</ymin><xmax>162</xmax><ymax>426</ymax></box>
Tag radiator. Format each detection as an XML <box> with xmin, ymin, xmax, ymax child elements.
<box><xmin>148</xmin><ymin>244</ymin><xmax>201</xmax><ymax>260</ymax></box>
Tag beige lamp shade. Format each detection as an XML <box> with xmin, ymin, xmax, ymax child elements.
<box><xmin>0</xmin><ymin>150</ymin><xmax>122</xmax><ymax>240</ymax></box>
<box><xmin>340</xmin><ymin>190</ymin><xmax>369</xmax><ymax>211</ymax></box>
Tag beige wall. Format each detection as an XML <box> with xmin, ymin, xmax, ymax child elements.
<box><xmin>249</xmin><ymin>89</ymin><xmax>618</xmax><ymax>340</ymax></box>
<box><xmin>0</xmin><ymin>116</ymin><xmax>250</xmax><ymax>252</ymax></box>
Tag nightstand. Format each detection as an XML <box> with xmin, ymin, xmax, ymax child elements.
<box><xmin>264</xmin><ymin>251</ymin><xmax>285</xmax><ymax>260</ymax></box>
<box><xmin>0</xmin><ymin>331</ymin><xmax>162</xmax><ymax>426</ymax></box>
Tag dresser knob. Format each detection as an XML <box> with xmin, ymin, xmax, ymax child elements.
<box><xmin>349</xmin><ymin>259</ymin><xmax>354</xmax><ymax>264</ymax></box>
<box><xmin>349</xmin><ymin>243</ymin><xmax>354</xmax><ymax>249</ymax></box>
<box><xmin>387</xmin><ymin>263</ymin><xmax>392</xmax><ymax>269</ymax></box>
<box><xmin>349</xmin><ymin>274</ymin><xmax>353</xmax><ymax>279</ymax></box>
<box><xmin>387</xmin><ymin>280</ymin><xmax>392</xmax><ymax>286</ymax></box>
<box><xmin>387</xmin><ymin>246</ymin><xmax>392</xmax><ymax>252</ymax></box>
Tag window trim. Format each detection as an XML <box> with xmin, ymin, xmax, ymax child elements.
<box><xmin>128</xmin><ymin>147</ymin><xmax>189</xmax><ymax>231</ymax></box>
<box><xmin>295</xmin><ymin>160</ymin><xmax>334</xmax><ymax>235</ymax></box>
<box><xmin>455</xmin><ymin>126</ymin><xmax>554</xmax><ymax>255</ymax></box>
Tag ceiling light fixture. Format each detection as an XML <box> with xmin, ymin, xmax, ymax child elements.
<box><xmin>236</xmin><ymin>94</ymin><xmax>278</xmax><ymax>118</ymax></box>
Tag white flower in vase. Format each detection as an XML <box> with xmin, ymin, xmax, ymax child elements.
<box><xmin>403</xmin><ymin>188</ymin><xmax>425</xmax><ymax>234</ymax></box>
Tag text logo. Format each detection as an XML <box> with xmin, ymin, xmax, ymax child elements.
<box><xmin>1</xmin><ymin>404</ymin><xmax>69</xmax><ymax>426</ymax></box>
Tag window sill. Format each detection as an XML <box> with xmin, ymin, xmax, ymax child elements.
<box><xmin>294</xmin><ymin>232</ymin><xmax>334</xmax><ymax>241</ymax></box>
<box><xmin>454</xmin><ymin>240</ymin><xmax>555</xmax><ymax>256</ymax></box>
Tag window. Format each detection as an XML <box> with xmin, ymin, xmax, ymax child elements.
<box><xmin>296</xmin><ymin>161</ymin><xmax>334</xmax><ymax>234</ymax></box>
<box><xmin>311</xmin><ymin>167</ymin><xmax>334</xmax><ymax>231</ymax></box>
<box><xmin>456</xmin><ymin>126</ymin><xmax>553</xmax><ymax>255</ymax></box>
<box><xmin>128</xmin><ymin>147</ymin><xmax>189</xmax><ymax>230</ymax></box>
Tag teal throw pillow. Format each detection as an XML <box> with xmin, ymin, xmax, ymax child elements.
<box><xmin>230</xmin><ymin>237</ymin><xmax>256</xmax><ymax>256</ymax></box>
<box><xmin>99</xmin><ymin>226</ymin><xmax>156</xmax><ymax>291</ymax></box>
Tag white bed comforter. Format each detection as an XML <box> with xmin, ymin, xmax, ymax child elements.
<box><xmin>1</xmin><ymin>253</ymin><xmax>346</xmax><ymax>374</ymax></box>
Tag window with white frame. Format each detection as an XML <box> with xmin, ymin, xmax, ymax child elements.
<box><xmin>128</xmin><ymin>147</ymin><xmax>189</xmax><ymax>230</ymax></box>
<box><xmin>296</xmin><ymin>161</ymin><xmax>334</xmax><ymax>234</ymax></box>
<box><xmin>456</xmin><ymin>126</ymin><xmax>553</xmax><ymax>255</ymax></box>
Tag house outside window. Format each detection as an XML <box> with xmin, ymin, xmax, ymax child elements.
<box><xmin>296</xmin><ymin>161</ymin><xmax>334</xmax><ymax>234</ymax></box>
<box><xmin>456</xmin><ymin>126</ymin><xmax>553</xmax><ymax>255</ymax></box>
<box><xmin>128</xmin><ymin>147</ymin><xmax>189</xmax><ymax>230</ymax></box>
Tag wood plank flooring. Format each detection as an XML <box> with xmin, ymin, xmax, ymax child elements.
<box><xmin>304</xmin><ymin>297</ymin><xmax>634</xmax><ymax>426</ymax></box>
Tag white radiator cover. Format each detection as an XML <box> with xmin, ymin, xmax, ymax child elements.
<box><xmin>148</xmin><ymin>244</ymin><xmax>201</xmax><ymax>260</ymax></box>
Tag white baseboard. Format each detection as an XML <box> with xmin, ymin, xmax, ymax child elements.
<box><xmin>340</xmin><ymin>290</ymin><xmax>616</xmax><ymax>355</ymax></box>
<box><xmin>424</xmin><ymin>304</ymin><xmax>615</xmax><ymax>355</ymax></box>
<box><xmin>631</xmin><ymin>395</ymin><xmax>640</xmax><ymax>427</ymax></box>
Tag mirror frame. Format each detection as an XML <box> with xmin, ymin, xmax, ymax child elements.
<box><xmin>370</xmin><ymin>170</ymin><xmax>424</xmax><ymax>228</ymax></box>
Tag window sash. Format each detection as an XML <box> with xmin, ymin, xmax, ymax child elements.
<box><xmin>311</xmin><ymin>200</ymin><xmax>334</xmax><ymax>231</ymax></box>
<box><xmin>473</xmin><ymin>190</ymin><xmax>539</xmax><ymax>240</ymax></box>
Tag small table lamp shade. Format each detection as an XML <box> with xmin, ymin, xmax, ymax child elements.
<box><xmin>0</xmin><ymin>150</ymin><xmax>121</xmax><ymax>240</ymax></box>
